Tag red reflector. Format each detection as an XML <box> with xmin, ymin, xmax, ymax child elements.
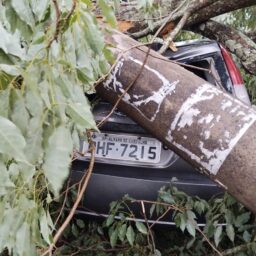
<box><xmin>220</xmin><ymin>44</ymin><xmax>243</xmax><ymax>85</ymax></box>
<box><xmin>220</xmin><ymin>44</ymin><xmax>251</xmax><ymax>105</ymax></box>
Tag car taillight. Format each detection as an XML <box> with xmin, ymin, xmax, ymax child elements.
<box><xmin>220</xmin><ymin>44</ymin><xmax>251</xmax><ymax>105</ymax></box>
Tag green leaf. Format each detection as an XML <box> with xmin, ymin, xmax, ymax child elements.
<box><xmin>30</xmin><ymin>0</ymin><xmax>50</xmax><ymax>21</ymax></box>
<box><xmin>186</xmin><ymin>221</ymin><xmax>196</xmax><ymax>237</ymax></box>
<box><xmin>0</xmin><ymin>64</ymin><xmax>20</xmax><ymax>76</ymax></box>
<box><xmin>25</xmin><ymin>86</ymin><xmax>44</xmax><ymax>117</ymax></box>
<box><xmin>39</xmin><ymin>209</ymin><xmax>52</xmax><ymax>245</ymax></box>
<box><xmin>66</xmin><ymin>102</ymin><xmax>97</xmax><ymax>131</ymax></box>
<box><xmin>98</xmin><ymin>0</ymin><xmax>117</xmax><ymax>27</ymax></box>
<box><xmin>62</xmin><ymin>28</ymin><xmax>77</xmax><ymax>67</ymax></box>
<box><xmin>126</xmin><ymin>226</ymin><xmax>135</xmax><ymax>246</ymax></box>
<box><xmin>11</xmin><ymin>89</ymin><xmax>29</xmax><ymax>135</ymax></box>
<box><xmin>38</xmin><ymin>80</ymin><xmax>51</xmax><ymax>109</ymax></box>
<box><xmin>80</xmin><ymin>11</ymin><xmax>104</xmax><ymax>54</ymax></box>
<box><xmin>31</xmin><ymin>210</ymin><xmax>45</xmax><ymax>248</ymax></box>
<box><xmin>76</xmin><ymin>219</ymin><xmax>85</xmax><ymax>229</ymax></box>
<box><xmin>71</xmin><ymin>224</ymin><xmax>79</xmax><ymax>237</ymax></box>
<box><xmin>106</xmin><ymin>214</ymin><xmax>115</xmax><ymax>227</ymax></box>
<box><xmin>0</xmin><ymin>48</ymin><xmax>14</xmax><ymax>65</ymax></box>
<box><xmin>149</xmin><ymin>204</ymin><xmax>155</xmax><ymax>218</ymax></box>
<box><xmin>176</xmin><ymin>213</ymin><xmax>186</xmax><ymax>232</ymax></box>
<box><xmin>8</xmin><ymin>163</ymin><xmax>20</xmax><ymax>179</ymax></box>
<box><xmin>186</xmin><ymin>237</ymin><xmax>196</xmax><ymax>249</ymax></box>
<box><xmin>16</xmin><ymin>222</ymin><xmax>34</xmax><ymax>256</ymax></box>
<box><xmin>118</xmin><ymin>224</ymin><xmax>127</xmax><ymax>242</ymax></box>
<box><xmin>97</xmin><ymin>226</ymin><xmax>104</xmax><ymax>235</ymax></box>
<box><xmin>235</xmin><ymin>212</ymin><xmax>251</xmax><ymax>227</ymax></box>
<box><xmin>186</xmin><ymin>210</ymin><xmax>196</xmax><ymax>221</ymax></box>
<box><xmin>0</xmin><ymin>89</ymin><xmax>10</xmax><ymax>118</ymax></box>
<box><xmin>43</xmin><ymin>126</ymin><xmax>73</xmax><ymax>196</ymax></box>
<box><xmin>4</xmin><ymin>4</ymin><xmax>33</xmax><ymax>41</ymax></box>
<box><xmin>11</xmin><ymin>0</ymin><xmax>35</xmax><ymax>29</ymax></box>
<box><xmin>135</xmin><ymin>222</ymin><xmax>148</xmax><ymax>235</ymax></box>
<box><xmin>159</xmin><ymin>191</ymin><xmax>175</xmax><ymax>204</ymax></box>
<box><xmin>81</xmin><ymin>0</ymin><xmax>93</xmax><ymax>7</ymax></box>
<box><xmin>155</xmin><ymin>249</ymin><xmax>162</xmax><ymax>256</ymax></box>
<box><xmin>110</xmin><ymin>229</ymin><xmax>118</xmax><ymax>248</ymax></box>
<box><xmin>0</xmin><ymin>116</ymin><xmax>27</xmax><ymax>161</ymax></box>
<box><xmin>214</xmin><ymin>226</ymin><xmax>223</xmax><ymax>247</ymax></box>
<box><xmin>24</xmin><ymin>116</ymin><xmax>43</xmax><ymax>164</ymax></box>
<box><xmin>0</xmin><ymin>162</ymin><xmax>15</xmax><ymax>196</ymax></box>
<box><xmin>226</xmin><ymin>195</ymin><xmax>237</xmax><ymax>206</ymax></box>
<box><xmin>103</xmin><ymin>47</ymin><xmax>115</xmax><ymax>65</ymax></box>
<box><xmin>204</xmin><ymin>222</ymin><xmax>215</xmax><ymax>238</ymax></box>
<box><xmin>226</xmin><ymin>224</ymin><xmax>235</xmax><ymax>242</ymax></box>
<box><xmin>243</xmin><ymin>230</ymin><xmax>252</xmax><ymax>242</ymax></box>
<box><xmin>18</xmin><ymin>162</ymin><xmax>36</xmax><ymax>182</ymax></box>
<box><xmin>194</xmin><ymin>201</ymin><xmax>206</xmax><ymax>215</ymax></box>
<box><xmin>0</xmin><ymin>23</ymin><xmax>25</xmax><ymax>58</ymax></box>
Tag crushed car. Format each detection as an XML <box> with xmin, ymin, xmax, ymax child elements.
<box><xmin>71</xmin><ymin>40</ymin><xmax>251</xmax><ymax>223</ymax></box>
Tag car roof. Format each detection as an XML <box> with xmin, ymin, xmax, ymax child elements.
<box><xmin>152</xmin><ymin>39</ymin><xmax>220</xmax><ymax>62</ymax></box>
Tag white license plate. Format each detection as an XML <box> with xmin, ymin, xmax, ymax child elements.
<box><xmin>81</xmin><ymin>133</ymin><xmax>161</xmax><ymax>163</ymax></box>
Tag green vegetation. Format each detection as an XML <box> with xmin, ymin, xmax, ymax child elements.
<box><xmin>54</xmin><ymin>186</ymin><xmax>256</xmax><ymax>256</ymax></box>
<box><xmin>0</xmin><ymin>1</ymin><xmax>115</xmax><ymax>255</ymax></box>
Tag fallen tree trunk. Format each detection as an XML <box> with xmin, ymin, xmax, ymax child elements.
<box><xmin>97</xmin><ymin>29</ymin><xmax>256</xmax><ymax>213</ymax></box>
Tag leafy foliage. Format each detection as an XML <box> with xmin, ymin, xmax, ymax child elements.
<box><xmin>217</xmin><ymin>6</ymin><xmax>256</xmax><ymax>32</ymax></box>
<box><xmin>54</xmin><ymin>185</ymin><xmax>256</xmax><ymax>256</ymax></box>
<box><xmin>0</xmin><ymin>0</ymin><xmax>117</xmax><ymax>255</ymax></box>
<box><xmin>241</xmin><ymin>70</ymin><xmax>256</xmax><ymax>104</ymax></box>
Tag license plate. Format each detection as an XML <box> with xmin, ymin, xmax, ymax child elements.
<box><xmin>80</xmin><ymin>133</ymin><xmax>161</xmax><ymax>164</ymax></box>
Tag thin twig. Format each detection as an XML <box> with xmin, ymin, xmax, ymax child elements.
<box><xmin>196</xmin><ymin>226</ymin><xmax>223</xmax><ymax>256</ymax></box>
<box><xmin>159</xmin><ymin>11</ymin><xmax>191</xmax><ymax>54</ymax></box>
<box><xmin>96</xmin><ymin>41</ymin><xmax>153</xmax><ymax>128</ymax></box>
<box><xmin>221</xmin><ymin>241</ymin><xmax>256</xmax><ymax>256</ymax></box>
<box><xmin>54</xmin><ymin>179</ymin><xmax>71</xmax><ymax>227</ymax></box>
<box><xmin>41</xmin><ymin>131</ymin><xmax>96</xmax><ymax>256</ymax></box>
<box><xmin>131</xmin><ymin>0</ymin><xmax>187</xmax><ymax>39</ymax></box>
<box><xmin>131</xmin><ymin>0</ymin><xmax>218</xmax><ymax>39</ymax></box>
<box><xmin>158</xmin><ymin>0</ymin><xmax>219</xmax><ymax>54</ymax></box>
<box><xmin>131</xmin><ymin>199</ymin><xmax>184</xmax><ymax>213</ymax></box>
<box><xmin>140</xmin><ymin>201</ymin><xmax>156</xmax><ymax>254</ymax></box>
<box><xmin>47</xmin><ymin>0</ymin><xmax>62</xmax><ymax>48</ymax></box>
<box><xmin>63</xmin><ymin>0</ymin><xmax>77</xmax><ymax>27</ymax></box>
<box><xmin>149</xmin><ymin>207</ymin><xmax>172</xmax><ymax>229</ymax></box>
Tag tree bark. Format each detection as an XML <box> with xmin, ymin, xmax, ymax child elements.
<box><xmin>186</xmin><ymin>0</ymin><xmax>256</xmax><ymax>27</ymax></box>
<box><xmin>247</xmin><ymin>31</ymin><xmax>256</xmax><ymax>43</ymax></box>
<box><xmin>97</xmin><ymin>29</ymin><xmax>256</xmax><ymax>213</ymax></box>
<box><xmin>119</xmin><ymin>0</ymin><xmax>256</xmax><ymax>36</ymax></box>
<box><xmin>193</xmin><ymin>20</ymin><xmax>256</xmax><ymax>74</ymax></box>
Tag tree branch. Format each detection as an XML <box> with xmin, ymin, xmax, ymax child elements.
<box><xmin>186</xmin><ymin>0</ymin><xmax>256</xmax><ymax>27</ymax></box>
<box><xmin>127</xmin><ymin>0</ymin><xmax>256</xmax><ymax>39</ymax></box>
<box><xmin>158</xmin><ymin>11</ymin><xmax>190</xmax><ymax>54</ymax></box>
<box><xmin>193</xmin><ymin>19</ymin><xmax>256</xmax><ymax>74</ymax></box>
<box><xmin>47</xmin><ymin>0</ymin><xmax>61</xmax><ymax>48</ymax></box>
<box><xmin>247</xmin><ymin>30</ymin><xmax>256</xmax><ymax>43</ymax></box>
